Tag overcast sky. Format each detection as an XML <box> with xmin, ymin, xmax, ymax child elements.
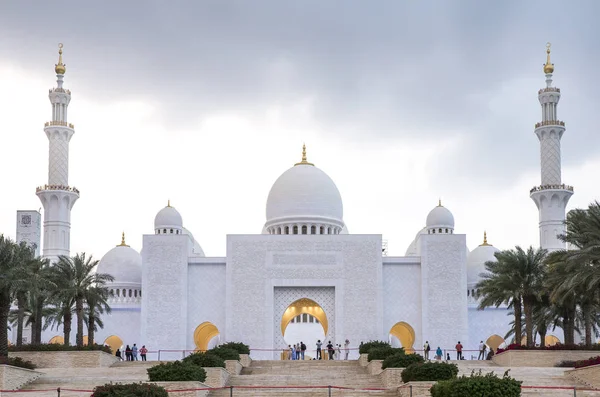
<box><xmin>0</xmin><ymin>0</ymin><xmax>598</xmax><ymax>259</ymax></box>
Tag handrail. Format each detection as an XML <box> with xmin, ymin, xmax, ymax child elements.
<box><xmin>530</xmin><ymin>184</ymin><xmax>574</xmax><ymax>193</ymax></box>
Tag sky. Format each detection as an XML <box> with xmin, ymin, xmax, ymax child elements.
<box><xmin>0</xmin><ymin>0</ymin><xmax>598</xmax><ymax>259</ymax></box>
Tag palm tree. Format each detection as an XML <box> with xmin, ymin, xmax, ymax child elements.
<box><xmin>13</xmin><ymin>242</ymin><xmax>36</xmax><ymax>347</ymax></box>
<box><xmin>54</xmin><ymin>253</ymin><xmax>113</xmax><ymax>347</ymax></box>
<box><xmin>85</xmin><ymin>286</ymin><xmax>112</xmax><ymax>346</ymax></box>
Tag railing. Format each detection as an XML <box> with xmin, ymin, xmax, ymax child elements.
<box><xmin>49</xmin><ymin>88</ymin><xmax>72</xmax><ymax>95</ymax></box>
<box><xmin>44</xmin><ymin>121</ymin><xmax>75</xmax><ymax>129</ymax></box>
<box><xmin>36</xmin><ymin>185</ymin><xmax>80</xmax><ymax>194</ymax></box>
<box><xmin>538</xmin><ymin>87</ymin><xmax>561</xmax><ymax>94</ymax></box>
<box><xmin>530</xmin><ymin>184</ymin><xmax>574</xmax><ymax>194</ymax></box>
<box><xmin>535</xmin><ymin>120</ymin><xmax>565</xmax><ymax>128</ymax></box>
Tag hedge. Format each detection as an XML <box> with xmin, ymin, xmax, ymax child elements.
<box><xmin>207</xmin><ymin>346</ymin><xmax>240</xmax><ymax>361</ymax></box>
<box><xmin>183</xmin><ymin>352</ymin><xmax>226</xmax><ymax>368</ymax></box>
<box><xmin>219</xmin><ymin>342</ymin><xmax>250</xmax><ymax>355</ymax></box>
<box><xmin>430</xmin><ymin>370</ymin><xmax>522</xmax><ymax>397</ymax></box>
<box><xmin>367</xmin><ymin>347</ymin><xmax>406</xmax><ymax>361</ymax></box>
<box><xmin>556</xmin><ymin>355</ymin><xmax>600</xmax><ymax>369</ymax></box>
<box><xmin>401</xmin><ymin>362</ymin><xmax>458</xmax><ymax>383</ymax></box>
<box><xmin>0</xmin><ymin>356</ymin><xmax>36</xmax><ymax>370</ymax></box>
<box><xmin>359</xmin><ymin>340</ymin><xmax>391</xmax><ymax>355</ymax></box>
<box><xmin>497</xmin><ymin>343</ymin><xmax>600</xmax><ymax>353</ymax></box>
<box><xmin>8</xmin><ymin>343</ymin><xmax>112</xmax><ymax>353</ymax></box>
<box><xmin>381</xmin><ymin>352</ymin><xmax>424</xmax><ymax>369</ymax></box>
<box><xmin>92</xmin><ymin>383</ymin><xmax>168</xmax><ymax>397</ymax></box>
<box><xmin>147</xmin><ymin>361</ymin><xmax>207</xmax><ymax>382</ymax></box>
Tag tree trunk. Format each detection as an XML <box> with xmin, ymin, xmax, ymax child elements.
<box><xmin>76</xmin><ymin>298</ymin><xmax>84</xmax><ymax>348</ymax></box>
<box><xmin>538</xmin><ymin>329</ymin><xmax>547</xmax><ymax>348</ymax></box>
<box><xmin>16</xmin><ymin>292</ymin><xmax>25</xmax><ymax>347</ymax></box>
<box><xmin>63</xmin><ymin>309</ymin><xmax>72</xmax><ymax>346</ymax></box>
<box><xmin>35</xmin><ymin>298</ymin><xmax>44</xmax><ymax>344</ymax></box>
<box><xmin>88</xmin><ymin>314</ymin><xmax>95</xmax><ymax>346</ymax></box>
<box><xmin>0</xmin><ymin>294</ymin><xmax>11</xmax><ymax>358</ymax></box>
<box><xmin>583</xmin><ymin>303</ymin><xmax>592</xmax><ymax>348</ymax></box>
<box><xmin>562</xmin><ymin>305</ymin><xmax>576</xmax><ymax>345</ymax></box>
<box><xmin>514</xmin><ymin>297</ymin><xmax>523</xmax><ymax>345</ymax></box>
<box><xmin>523</xmin><ymin>297</ymin><xmax>535</xmax><ymax>347</ymax></box>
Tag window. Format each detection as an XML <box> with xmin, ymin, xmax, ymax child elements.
<box><xmin>170</xmin><ymin>229</ymin><xmax>173</xmax><ymax>234</ymax></box>
<box><xmin>445</xmin><ymin>228</ymin><xmax>448</xmax><ymax>233</ymax></box>
<box><xmin>311</xmin><ymin>226</ymin><xmax>316</xmax><ymax>234</ymax></box>
<box><xmin>293</xmin><ymin>226</ymin><xmax>298</xmax><ymax>235</ymax></box>
<box><xmin>302</xmin><ymin>313</ymin><xmax>308</xmax><ymax>322</ymax></box>
<box><xmin>110</xmin><ymin>289</ymin><xmax>114</xmax><ymax>296</ymax></box>
<box><xmin>432</xmin><ymin>229</ymin><xmax>435</xmax><ymax>234</ymax></box>
<box><xmin>285</xmin><ymin>226</ymin><xmax>289</xmax><ymax>235</ymax></box>
<box><xmin>134</xmin><ymin>290</ymin><xmax>138</xmax><ymax>297</ymax></box>
<box><xmin>296</xmin><ymin>315</ymin><xmax>301</xmax><ymax>322</ymax></box>
<box><xmin>139</xmin><ymin>290</ymin><xmax>142</xmax><ymax>297</ymax></box>
<box><xmin>302</xmin><ymin>225</ymin><xmax>307</xmax><ymax>235</ymax></box>
<box><xmin>309</xmin><ymin>315</ymin><xmax>314</xmax><ymax>323</ymax></box>
<box><xmin>163</xmin><ymin>229</ymin><xmax>167</xmax><ymax>234</ymax></box>
<box><xmin>439</xmin><ymin>228</ymin><xmax>442</xmax><ymax>233</ymax></box>
<box><xmin>320</xmin><ymin>226</ymin><xmax>324</xmax><ymax>234</ymax></box>
<box><xmin>315</xmin><ymin>318</ymin><xmax>319</xmax><ymax>323</ymax></box>
<box><xmin>116</xmin><ymin>289</ymin><xmax>120</xmax><ymax>297</ymax></box>
<box><xmin>122</xmin><ymin>289</ymin><xmax>126</xmax><ymax>297</ymax></box>
<box><xmin>129</xmin><ymin>289</ymin><xmax>132</xmax><ymax>297</ymax></box>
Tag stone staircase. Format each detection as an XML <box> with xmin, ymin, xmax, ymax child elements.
<box><xmin>208</xmin><ymin>360</ymin><xmax>397</xmax><ymax>396</ymax></box>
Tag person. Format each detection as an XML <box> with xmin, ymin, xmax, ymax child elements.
<box><xmin>336</xmin><ymin>344</ymin><xmax>341</xmax><ymax>360</ymax></box>
<box><xmin>344</xmin><ymin>339</ymin><xmax>350</xmax><ymax>360</ymax></box>
<box><xmin>125</xmin><ymin>345</ymin><xmax>132</xmax><ymax>361</ymax></box>
<box><xmin>486</xmin><ymin>349</ymin><xmax>495</xmax><ymax>360</ymax></box>
<box><xmin>296</xmin><ymin>343</ymin><xmax>301</xmax><ymax>360</ymax></box>
<box><xmin>423</xmin><ymin>341</ymin><xmax>430</xmax><ymax>360</ymax></box>
<box><xmin>435</xmin><ymin>346</ymin><xmax>442</xmax><ymax>361</ymax></box>
<box><xmin>446</xmin><ymin>352</ymin><xmax>451</xmax><ymax>361</ymax></box>
<box><xmin>291</xmin><ymin>344</ymin><xmax>297</xmax><ymax>360</ymax></box>
<box><xmin>132</xmin><ymin>344</ymin><xmax>139</xmax><ymax>361</ymax></box>
<box><xmin>289</xmin><ymin>345</ymin><xmax>293</xmax><ymax>360</ymax></box>
<box><xmin>140</xmin><ymin>345</ymin><xmax>148</xmax><ymax>361</ymax></box>
<box><xmin>327</xmin><ymin>341</ymin><xmax>334</xmax><ymax>360</ymax></box>
<box><xmin>115</xmin><ymin>348</ymin><xmax>123</xmax><ymax>361</ymax></box>
<box><xmin>455</xmin><ymin>341</ymin><xmax>463</xmax><ymax>360</ymax></box>
<box><xmin>478</xmin><ymin>341</ymin><xmax>486</xmax><ymax>360</ymax></box>
<box><xmin>316</xmin><ymin>340</ymin><xmax>322</xmax><ymax>360</ymax></box>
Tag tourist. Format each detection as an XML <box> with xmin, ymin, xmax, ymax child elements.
<box><xmin>115</xmin><ymin>348</ymin><xmax>123</xmax><ymax>361</ymax></box>
<box><xmin>435</xmin><ymin>346</ymin><xmax>442</xmax><ymax>361</ymax></box>
<box><xmin>344</xmin><ymin>339</ymin><xmax>350</xmax><ymax>360</ymax></box>
<box><xmin>295</xmin><ymin>343</ymin><xmax>301</xmax><ymax>360</ymax></box>
<box><xmin>132</xmin><ymin>343</ymin><xmax>139</xmax><ymax>361</ymax></box>
<box><xmin>423</xmin><ymin>341</ymin><xmax>430</xmax><ymax>360</ymax></box>
<box><xmin>455</xmin><ymin>341</ymin><xmax>463</xmax><ymax>360</ymax></box>
<box><xmin>140</xmin><ymin>345</ymin><xmax>148</xmax><ymax>361</ymax></box>
<box><xmin>336</xmin><ymin>344</ymin><xmax>341</xmax><ymax>360</ymax></box>
<box><xmin>288</xmin><ymin>345</ymin><xmax>293</xmax><ymax>360</ymax></box>
<box><xmin>125</xmin><ymin>345</ymin><xmax>132</xmax><ymax>361</ymax></box>
<box><xmin>327</xmin><ymin>341</ymin><xmax>334</xmax><ymax>360</ymax></box>
<box><xmin>300</xmin><ymin>341</ymin><xmax>306</xmax><ymax>360</ymax></box>
<box><xmin>478</xmin><ymin>341</ymin><xmax>486</xmax><ymax>360</ymax></box>
<box><xmin>316</xmin><ymin>340</ymin><xmax>322</xmax><ymax>360</ymax></box>
<box><xmin>291</xmin><ymin>344</ymin><xmax>297</xmax><ymax>360</ymax></box>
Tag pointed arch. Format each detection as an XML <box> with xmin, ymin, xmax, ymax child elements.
<box><xmin>280</xmin><ymin>298</ymin><xmax>328</xmax><ymax>336</ymax></box>
<box><xmin>545</xmin><ymin>335</ymin><xmax>560</xmax><ymax>346</ymax></box>
<box><xmin>194</xmin><ymin>322</ymin><xmax>220</xmax><ymax>352</ymax></box>
<box><xmin>103</xmin><ymin>335</ymin><xmax>123</xmax><ymax>353</ymax></box>
<box><xmin>485</xmin><ymin>334</ymin><xmax>505</xmax><ymax>352</ymax></box>
<box><xmin>49</xmin><ymin>335</ymin><xmax>64</xmax><ymax>345</ymax></box>
<box><xmin>389</xmin><ymin>322</ymin><xmax>415</xmax><ymax>352</ymax></box>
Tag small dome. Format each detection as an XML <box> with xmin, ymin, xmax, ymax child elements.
<box><xmin>467</xmin><ymin>232</ymin><xmax>500</xmax><ymax>286</ymax></box>
<box><xmin>182</xmin><ymin>227</ymin><xmax>205</xmax><ymax>257</ymax></box>
<box><xmin>97</xmin><ymin>234</ymin><xmax>142</xmax><ymax>284</ymax></box>
<box><xmin>426</xmin><ymin>201</ymin><xmax>455</xmax><ymax>230</ymax></box>
<box><xmin>405</xmin><ymin>227</ymin><xmax>427</xmax><ymax>256</ymax></box>
<box><xmin>340</xmin><ymin>225</ymin><xmax>349</xmax><ymax>234</ymax></box>
<box><xmin>154</xmin><ymin>201</ymin><xmax>183</xmax><ymax>232</ymax></box>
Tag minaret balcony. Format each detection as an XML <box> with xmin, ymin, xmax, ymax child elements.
<box><xmin>49</xmin><ymin>88</ymin><xmax>71</xmax><ymax>95</ymax></box>
<box><xmin>36</xmin><ymin>184</ymin><xmax>80</xmax><ymax>195</ymax></box>
<box><xmin>538</xmin><ymin>87</ymin><xmax>560</xmax><ymax>94</ymax></box>
<box><xmin>530</xmin><ymin>184</ymin><xmax>574</xmax><ymax>194</ymax></box>
<box><xmin>45</xmin><ymin>121</ymin><xmax>74</xmax><ymax>129</ymax></box>
<box><xmin>535</xmin><ymin>120</ymin><xmax>565</xmax><ymax>128</ymax></box>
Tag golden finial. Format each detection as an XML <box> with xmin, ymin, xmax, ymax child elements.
<box><xmin>118</xmin><ymin>231</ymin><xmax>129</xmax><ymax>247</ymax></box>
<box><xmin>543</xmin><ymin>42</ymin><xmax>554</xmax><ymax>74</ymax></box>
<box><xmin>167</xmin><ymin>200</ymin><xmax>171</xmax><ymax>207</ymax></box>
<box><xmin>438</xmin><ymin>198</ymin><xmax>442</xmax><ymax>207</ymax></box>
<box><xmin>55</xmin><ymin>43</ymin><xmax>66</xmax><ymax>75</ymax></box>
<box><xmin>481</xmin><ymin>230</ymin><xmax>492</xmax><ymax>246</ymax></box>
<box><xmin>294</xmin><ymin>143</ymin><xmax>314</xmax><ymax>166</ymax></box>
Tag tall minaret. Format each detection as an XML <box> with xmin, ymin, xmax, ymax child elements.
<box><xmin>530</xmin><ymin>43</ymin><xmax>573</xmax><ymax>251</ymax></box>
<box><xmin>36</xmin><ymin>44</ymin><xmax>80</xmax><ymax>263</ymax></box>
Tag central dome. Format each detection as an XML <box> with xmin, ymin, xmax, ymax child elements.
<box><xmin>264</xmin><ymin>145</ymin><xmax>344</xmax><ymax>234</ymax></box>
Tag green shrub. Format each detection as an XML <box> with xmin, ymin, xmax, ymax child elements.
<box><xmin>430</xmin><ymin>370</ymin><xmax>522</xmax><ymax>397</ymax></box>
<box><xmin>382</xmin><ymin>352</ymin><xmax>424</xmax><ymax>369</ymax></box>
<box><xmin>8</xmin><ymin>343</ymin><xmax>111</xmax><ymax>354</ymax></box>
<box><xmin>219</xmin><ymin>342</ymin><xmax>250</xmax><ymax>355</ymax></box>
<box><xmin>92</xmin><ymin>383</ymin><xmax>168</xmax><ymax>397</ymax></box>
<box><xmin>358</xmin><ymin>340</ymin><xmax>391</xmax><ymax>354</ymax></box>
<box><xmin>147</xmin><ymin>361</ymin><xmax>207</xmax><ymax>382</ymax></box>
<box><xmin>0</xmin><ymin>356</ymin><xmax>36</xmax><ymax>370</ymax></box>
<box><xmin>367</xmin><ymin>347</ymin><xmax>405</xmax><ymax>361</ymax></box>
<box><xmin>207</xmin><ymin>346</ymin><xmax>240</xmax><ymax>361</ymax></box>
<box><xmin>401</xmin><ymin>362</ymin><xmax>458</xmax><ymax>383</ymax></box>
<box><xmin>183</xmin><ymin>352</ymin><xmax>226</xmax><ymax>368</ymax></box>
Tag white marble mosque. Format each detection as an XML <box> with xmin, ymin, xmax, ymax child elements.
<box><xmin>12</xmin><ymin>44</ymin><xmax>573</xmax><ymax>358</ymax></box>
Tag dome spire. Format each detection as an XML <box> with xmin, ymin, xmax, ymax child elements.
<box><xmin>480</xmin><ymin>231</ymin><xmax>491</xmax><ymax>246</ymax></box>
<box><xmin>118</xmin><ymin>231</ymin><xmax>129</xmax><ymax>247</ymax></box>
<box><xmin>543</xmin><ymin>42</ymin><xmax>554</xmax><ymax>74</ymax></box>
<box><xmin>438</xmin><ymin>198</ymin><xmax>442</xmax><ymax>207</ymax></box>
<box><xmin>294</xmin><ymin>143</ymin><xmax>314</xmax><ymax>166</ymax></box>
<box><xmin>167</xmin><ymin>199</ymin><xmax>171</xmax><ymax>207</ymax></box>
<box><xmin>55</xmin><ymin>43</ymin><xmax>66</xmax><ymax>75</ymax></box>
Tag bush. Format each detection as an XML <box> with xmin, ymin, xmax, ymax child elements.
<box><xmin>556</xmin><ymin>355</ymin><xmax>600</xmax><ymax>369</ymax></box>
<box><xmin>401</xmin><ymin>362</ymin><xmax>458</xmax><ymax>383</ymax></box>
<box><xmin>183</xmin><ymin>352</ymin><xmax>226</xmax><ymax>368</ymax></box>
<box><xmin>497</xmin><ymin>343</ymin><xmax>600</xmax><ymax>353</ymax></box>
<box><xmin>92</xmin><ymin>383</ymin><xmax>168</xmax><ymax>397</ymax></box>
<box><xmin>147</xmin><ymin>361</ymin><xmax>207</xmax><ymax>382</ymax></box>
<box><xmin>0</xmin><ymin>356</ymin><xmax>36</xmax><ymax>370</ymax></box>
<box><xmin>382</xmin><ymin>352</ymin><xmax>424</xmax><ymax>369</ymax></box>
<box><xmin>359</xmin><ymin>340</ymin><xmax>391</xmax><ymax>354</ymax></box>
<box><xmin>8</xmin><ymin>343</ymin><xmax>111</xmax><ymax>354</ymax></box>
<box><xmin>207</xmin><ymin>346</ymin><xmax>240</xmax><ymax>361</ymax></box>
<box><xmin>430</xmin><ymin>370</ymin><xmax>522</xmax><ymax>397</ymax></box>
<box><xmin>367</xmin><ymin>347</ymin><xmax>405</xmax><ymax>361</ymax></box>
<box><xmin>219</xmin><ymin>342</ymin><xmax>250</xmax><ymax>355</ymax></box>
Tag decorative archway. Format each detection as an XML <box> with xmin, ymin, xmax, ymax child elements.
<box><xmin>485</xmin><ymin>334</ymin><xmax>505</xmax><ymax>352</ymax></box>
<box><xmin>103</xmin><ymin>335</ymin><xmax>124</xmax><ymax>353</ymax></box>
<box><xmin>194</xmin><ymin>322</ymin><xmax>220</xmax><ymax>352</ymax></box>
<box><xmin>49</xmin><ymin>335</ymin><xmax>64</xmax><ymax>345</ymax></box>
<box><xmin>389</xmin><ymin>322</ymin><xmax>415</xmax><ymax>352</ymax></box>
<box><xmin>280</xmin><ymin>298</ymin><xmax>328</xmax><ymax>336</ymax></box>
<box><xmin>545</xmin><ymin>335</ymin><xmax>560</xmax><ymax>346</ymax></box>
<box><xmin>83</xmin><ymin>335</ymin><xmax>89</xmax><ymax>346</ymax></box>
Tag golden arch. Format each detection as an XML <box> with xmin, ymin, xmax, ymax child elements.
<box><xmin>280</xmin><ymin>298</ymin><xmax>328</xmax><ymax>336</ymax></box>
<box><xmin>194</xmin><ymin>322</ymin><xmax>220</xmax><ymax>352</ymax></box>
<box><xmin>49</xmin><ymin>335</ymin><xmax>64</xmax><ymax>345</ymax></box>
<box><xmin>103</xmin><ymin>335</ymin><xmax>123</xmax><ymax>353</ymax></box>
<box><xmin>545</xmin><ymin>335</ymin><xmax>560</xmax><ymax>346</ymax></box>
<box><xmin>389</xmin><ymin>322</ymin><xmax>416</xmax><ymax>352</ymax></box>
<box><xmin>485</xmin><ymin>334</ymin><xmax>505</xmax><ymax>352</ymax></box>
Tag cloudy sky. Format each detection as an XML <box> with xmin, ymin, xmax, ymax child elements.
<box><xmin>0</xmin><ymin>0</ymin><xmax>598</xmax><ymax>259</ymax></box>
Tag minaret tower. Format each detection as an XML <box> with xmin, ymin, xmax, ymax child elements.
<box><xmin>530</xmin><ymin>43</ymin><xmax>573</xmax><ymax>251</ymax></box>
<box><xmin>36</xmin><ymin>44</ymin><xmax>80</xmax><ymax>263</ymax></box>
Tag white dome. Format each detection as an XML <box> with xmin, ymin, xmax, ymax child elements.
<box><xmin>426</xmin><ymin>203</ymin><xmax>455</xmax><ymax>230</ymax></box>
<box><xmin>154</xmin><ymin>203</ymin><xmax>183</xmax><ymax>231</ymax></box>
<box><xmin>97</xmin><ymin>239</ymin><xmax>142</xmax><ymax>284</ymax></box>
<box><xmin>467</xmin><ymin>234</ymin><xmax>499</xmax><ymax>286</ymax></box>
<box><xmin>265</xmin><ymin>164</ymin><xmax>344</xmax><ymax>226</ymax></box>
<box><xmin>405</xmin><ymin>227</ymin><xmax>427</xmax><ymax>256</ymax></box>
<box><xmin>182</xmin><ymin>227</ymin><xmax>205</xmax><ymax>257</ymax></box>
<box><xmin>340</xmin><ymin>224</ymin><xmax>349</xmax><ymax>234</ymax></box>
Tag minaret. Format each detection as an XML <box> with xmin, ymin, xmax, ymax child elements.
<box><xmin>530</xmin><ymin>43</ymin><xmax>573</xmax><ymax>251</ymax></box>
<box><xmin>36</xmin><ymin>44</ymin><xmax>80</xmax><ymax>263</ymax></box>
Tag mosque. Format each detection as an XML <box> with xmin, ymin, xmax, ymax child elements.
<box><xmin>12</xmin><ymin>43</ymin><xmax>572</xmax><ymax>358</ymax></box>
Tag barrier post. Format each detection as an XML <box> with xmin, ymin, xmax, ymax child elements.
<box><xmin>328</xmin><ymin>385</ymin><xmax>332</xmax><ymax>396</ymax></box>
<box><xmin>158</xmin><ymin>350</ymin><xmax>161</xmax><ymax>361</ymax></box>
<box><xmin>57</xmin><ymin>387</ymin><xmax>61</xmax><ymax>397</ymax></box>
<box><xmin>410</xmin><ymin>384</ymin><xmax>413</xmax><ymax>397</ymax></box>
<box><xmin>230</xmin><ymin>385</ymin><xmax>234</xmax><ymax>396</ymax></box>
<box><xmin>574</xmin><ymin>386</ymin><xmax>577</xmax><ymax>396</ymax></box>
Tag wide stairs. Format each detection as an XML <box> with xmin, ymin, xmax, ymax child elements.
<box><xmin>208</xmin><ymin>360</ymin><xmax>397</xmax><ymax>396</ymax></box>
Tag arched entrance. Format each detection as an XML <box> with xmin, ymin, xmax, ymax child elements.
<box><xmin>49</xmin><ymin>335</ymin><xmax>64</xmax><ymax>344</ymax></box>
<box><xmin>545</xmin><ymin>335</ymin><xmax>560</xmax><ymax>346</ymax></box>
<box><xmin>194</xmin><ymin>322</ymin><xmax>220</xmax><ymax>352</ymax></box>
<box><xmin>103</xmin><ymin>335</ymin><xmax>124</xmax><ymax>353</ymax></box>
<box><xmin>281</xmin><ymin>298</ymin><xmax>328</xmax><ymax>359</ymax></box>
<box><xmin>485</xmin><ymin>334</ymin><xmax>505</xmax><ymax>352</ymax></box>
<box><xmin>389</xmin><ymin>322</ymin><xmax>415</xmax><ymax>352</ymax></box>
